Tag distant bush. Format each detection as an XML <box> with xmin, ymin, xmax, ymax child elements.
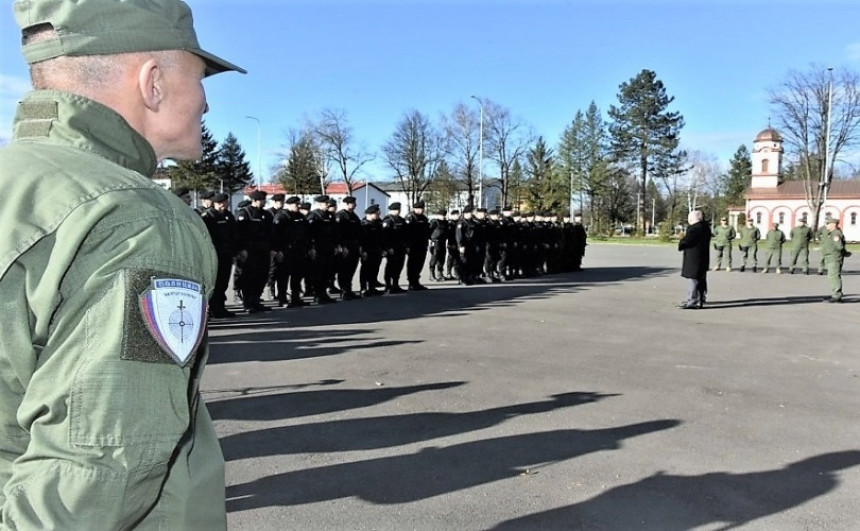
<box><xmin>658</xmin><ymin>221</ymin><xmax>674</xmax><ymax>242</ymax></box>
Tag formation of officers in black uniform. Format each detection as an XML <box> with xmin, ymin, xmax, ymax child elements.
<box><xmin>196</xmin><ymin>189</ymin><xmax>587</xmax><ymax>318</ymax></box>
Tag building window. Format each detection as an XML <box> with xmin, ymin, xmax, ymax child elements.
<box><xmin>762</xmin><ymin>159</ymin><xmax>769</xmax><ymax>173</ymax></box>
<box><xmin>756</xmin><ymin>212</ymin><xmax>762</xmax><ymax>224</ymax></box>
<box><xmin>852</xmin><ymin>213</ymin><xmax>857</xmax><ymax>226</ymax></box>
<box><xmin>370</xmin><ymin>199</ymin><xmax>376</xmax><ymax>205</ymax></box>
<box><xmin>778</xmin><ymin>212</ymin><xmax>785</xmax><ymax>224</ymax></box>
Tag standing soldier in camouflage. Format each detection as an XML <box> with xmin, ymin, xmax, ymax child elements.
<box><xmin>817</xmin><ymin>223</ymin><xmax>830</xmax><ymax>275</ymax></box>
<box><xmin>762</xmin><ymin>222</ymin><xmax>786</xmax><ymax>274</ymax></box>
<box><xmin>788</xmin><ymin>215</ymin><xmax>814</xmax><ymax>274</ymax></box>
<box><xmin>202</xmin><ymin>193</ymin><xmax>238</xmax><ymax>318</ymax></box>
<box><xmin>334</xmin><ymin>196</ymin><xmax>362</xmax><ymax>300</ymax></box>
<box><xmin>428</xmin><ymin>209</ymin><xmax>449</xmax><ymax>281</ymax></box>
<box><xmin>820</xmin><ymin>215</ymin><xmax>848</xmax><ymax>302</ymax></box>
<box><xmin>404</xmin><ymin>200</ymin><xmax>431</xmax><ymax>291</ymax></box>
<box><xmin>0</xmin><ymin>0</ymin><xmax>244</xmax><ymax>527</ymax></box>
<box><xmin>711</xmin><ymin>216</ymin><xmax>736</xmax><ymax>271</ymax></box>
<box><xmin>737</xmin><ymin>217</ymin><xmax>761</xmax><ymax>272</ymax></box>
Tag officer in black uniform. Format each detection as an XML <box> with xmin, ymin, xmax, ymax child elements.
<box><xmin>202</xmin><ymin>192</ymin><xmax>237</xmax><ymax>318</ymax></box>
<box><xmin>473</xmin><ymin>208</ymin><xmax>489</xmax><ymax>283</ymax></box>
<box><xmin>325</xmin><ymin>198</ymin><xmax>342</xmax><ymax>295</ymax></box>
<box><xmin>196</xmin><ymin>189</ymin><xmax>214</xmax><ymax>215</ymax></box>
<box><xmin>282</xmin><ymin>196</ymin><xmax>309</xmax><ymax>307</ymax></box>
<box><xmin>307</xmin><ymin>195</ymin><xmax>338</xmax><ymax>304</ymax></box>
<box><xmin>498</xmin><ymin>206</ymin><xmax>516</xmax><ymax>280</ymax></box>
<box><xmin>232</xmin><ymin>198</ymin><xmax>252</xmax><ymax>303</ymax></box>
<box><xmin>381</xmin><ymin>202</ymin><xmax>407</xmax><ymax>293</ymax></box>
<box><xmin>236</xmin><ymin>190</ymin><xmax>273</xmax><ymax>313</ymax></box>
<box><xmin>572</xmin><ymin>211</ymin><xmax>587</xmax><ymax>271</ymax></box>
<box><xmin>456</xmin><ymin>206</ymin><xmax>479</xmax><ymax>285</ymax></box>
<box><xmin>404</xmin><ymin>200</ymin><xmax>431</xmax><ymax>290</ymax></box>
<box><xmin>335</xmin><ymin>196</ymin><xmax>362</xmax><ymax>300</ymax></box>
<box><xmin>359</xmin><ymin>204</ymin><xmax>385</xmax><ymax>296</ymax></box>
<box><xmin>445</xmin><ymin>209</ymin><xmax>461</xmax><ymax>280</ymax></box>
<box><xmin>267</xmin><ymin>193</ymin><xmax>287</xmax><ymax>300</ymax></box>
<box><xmin>484</xmin><ymin>209</ymin><xmax>503</xmax><ymax>282</ymax></box>
<box><xmin>428</xmin><ymin>209</ymin><xmax>448</xmax><ymax>281</ymax></box>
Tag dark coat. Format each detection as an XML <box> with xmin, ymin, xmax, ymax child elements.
<box><xmin>679</xmin><ymin>220</ymin><xmax>711</xmax><ymax>278</ymax></box>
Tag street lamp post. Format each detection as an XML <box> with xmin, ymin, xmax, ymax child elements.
<box><xmin>470</xmin><ymin>95</ymin><xmax>484</xmax><ymax>208</ymax></box>
<box><xmin>822</xmin><ymin>68</ymin><xmax>834</xmax><ymax>210</ymax></box>
<box><xmin>245</xmin><ymin>115</ymin><xmax>262</xmax><ymax>188</ymax></box>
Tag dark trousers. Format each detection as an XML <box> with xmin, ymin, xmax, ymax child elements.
<box><xmin>428</xmin><ymin>241</ymin><xmax>447</xmax><ymax>277</ymax></box>
<box><xmin>210</xmin><ymin>252</ymin><xmax>232</xmax><ymax>311</ymax></box>
<box><xmin>239</xmin><ymin>248</ymin><xmax>270</xmax><ymax>307</ymax></box>
<box><xmin>337</xmin><ymin>244</ymin><xmax>360</xmax><ymax>293</ymax></box>
<box><xmin>406</xmin><ymin>245</ymin><xmax>427</xmax><ymax>286</ymax></box>
<box><xmin>685</xmin><ymin>275</ymin><xmax>708</xmax><ymax>306</ymax></box>
<box><xmin>445</xmin><ymin>246</ymin><xmax>461</xmax><ymax>277</ymax></box>
<box><xmin>309</xmin><ymin>246</ymin><xmax>335</xmax><ymax>300</ymax></box>
<box><xmin>484</xmin><ymin>246</ymin><xmax>501</xmax><ymax>278</ymax></box>
<box><xmin>360</xmin><ymin>251</ymin><xmax>382</xmax><ymax>291</ymax></box>
<box><xmin>384</xmin><ymin>248</ymin><xmax>406</xmax><ymax>288</ymax></box>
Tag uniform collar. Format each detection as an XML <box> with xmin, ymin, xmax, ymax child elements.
<box><xmin>12</xmin><ymin>90</ymin><xmax>157</xmax><ymax>177</ymax></box>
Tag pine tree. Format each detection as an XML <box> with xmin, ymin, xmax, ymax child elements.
<box><xmin>609</xmin><ymin>69</ymin><xmax>685</xmax><ymax>235</ymax></box>
<box><xmin>278</xmin><ymin>133</ymin><xmax>320</xmax><ymax>195</ymax></box>
<box><xmin>216</xmin><ymin>133</ymin><xmax>253</xmax><ymax>193</ymax></box>
<box><xmin>721</xmin><ymin>144</ymin><xmax>752</xmax><ymax>209</ymax></box>
<box><xmin>525</xmin><ymin>137</ymin><xmax>564</xmax><ymax>212</ymax></box>
<box><xmin>165</xmin><ymin>124</ymin><xmax>220</xmax><ymax>191</ymax></box>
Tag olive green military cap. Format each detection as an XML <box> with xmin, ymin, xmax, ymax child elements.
<box><xmin>824</xmin><ymin>215</ymin><xmax>839</xmax><ymax>225</ymax></box>
<box><xmin>15</xmin><ymin>0</ymin><xmax>246</xmax><ymax>76</ymax></box>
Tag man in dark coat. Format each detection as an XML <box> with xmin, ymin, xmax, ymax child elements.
<box><xmin>678</xmin><ymin>209</ymin><xmax>711</xmax><ymax>309</ymax></box>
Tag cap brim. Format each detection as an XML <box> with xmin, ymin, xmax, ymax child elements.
<box><xmin>192</xmin><ymin>48</ymin><xmax>247</xmax><ymax>76</ymax></box>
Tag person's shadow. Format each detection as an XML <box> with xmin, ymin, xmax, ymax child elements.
<box><xmin>492</xmin><ymin>450</ymin><xmax>860</xmax><ymax>530</ymax></box>
<box><xmin>226</xmin><ymin>419</ymin><xmax>680</xmax><ymax>511</ymax></box>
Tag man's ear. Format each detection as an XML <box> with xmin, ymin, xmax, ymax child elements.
<box><xmin>138</xmin><ymin>58</ymin><xmax>163</xmax><ymax>111</ymax></box>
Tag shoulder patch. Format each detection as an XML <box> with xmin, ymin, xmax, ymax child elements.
<box><xmin>834</xmin><ymin>235</ymin><xmax>840</xmax><ymax>241</ymax></box>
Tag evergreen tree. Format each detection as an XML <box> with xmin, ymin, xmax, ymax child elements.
<box><xmin>608</xmin><ymin>69</ymin><xmax>685</xmax><ymax>235</ymax></box>
<box><xmin>216</xmin><ymin>133</ymin><xmax>253</xmax><ymax>193</ymax></box>
<box><xmin>525</xmin><ymin>137</ymin><xmax>564</xmax><ymax>212</ymax></box>
<box><xmin>720</xmin><ymin>144</ymin><xmax>752</xmax><ymax>208</ymax></box>
<box><xmin>278</xmin><ymin>132</ymin><xmax>321</xmax><ymax>195</ymax></box>
<box><xmin>558</xmin><ymin>102</ymin><xmax>612</xmax><ymax>224</ymax></box>
<box><xmin>165</xmin><ymin>124</ymin><xmax>220</xmax><ymax>191</ymax></box>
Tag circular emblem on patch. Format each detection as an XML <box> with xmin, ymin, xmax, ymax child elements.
<box><xmin>139</xmin><ymin>278</ymin><xmax>207</xmax><ymax>366</ymax></box>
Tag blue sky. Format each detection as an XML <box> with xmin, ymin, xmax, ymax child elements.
<box><xmin>2</xmin><ymin>0</ymin><xmax>860</xmax><ymax>182</ymax></box>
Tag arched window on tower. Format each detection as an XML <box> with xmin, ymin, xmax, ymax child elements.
<box><xmin>756</xmin><ymin>212</ymin><xmax>762</xmax><ymax>224</ymax></box>
<box><xmin>762</xmin><ymin>159</ymin><xmax>770</xmax><ymax>173</ymax></box>
<box><xmin>778</xmin><ymin>212</ymin><xmax>785</xmax><ymax>224</ymax></box>
<box><xmin>852</xmin><ymin>213</ymin><xmax>857</xmax><ymax>226</ymax></box>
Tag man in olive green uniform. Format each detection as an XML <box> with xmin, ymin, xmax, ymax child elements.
<box><xmin>817</xmin><ymin>224</ymin><xmax>830</xmax><ymax>275</ymax></box>
<box><xmin>762</xmin><ymin>222</ymin><xmax>786</xmax><ymax>274</ymax></box>
<box><xmin>820</xmin><ymin>215</ymin><xmax>848</xmax><ymax>302</ymax></box>
<box><xmin>0</xmin><ymin>1</ymin><xmax>244</xmax><ymax>528</ymax></box>
<box><xmin>737</xmin><ymin>217</ymin><xmax>761</xmax><ymax>272</ymax></box>
<box><xmin>788</xmin><ymin>216</ymin><xmax>814</xmax><ymax>274</ymax></box>
<box><xmin>711</xmin><ymin>216</ymin><xmax>736</xmax><ymax>271</ymax></box>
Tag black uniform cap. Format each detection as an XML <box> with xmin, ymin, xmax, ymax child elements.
<box><xmin>502</xmin><ymin>205</ymin><xmax>513</xmax><ymax>211</ymax></box>
<box><xmin>300</xmin><ymin>202</ymin><xmax>311</xmax><ymax>210</ymax></box>
<box><xmin>343</xmin><ymin>196</ymin><xmax>357</xmax><ymax>204</ymax></box>
<box><xmin>450</xmin><ymin>209</ymin><xmax>460</xmax><ymax>215</ymax></box>
<box><xmin>413</xmin><ymin>200</ymin><xmax>425</xmax><ymax>209</ymax></box>
<box><xmin>286</xmin><ymin>196</ymin><xmax>300</xmax><ymax>205</ymax></box>
<box><xmin>327</xmin><ymin>198</ymin><xmax>337</xmax><ymax>207</ymax></box>
<box><xmin>212</xmin><ymin>192</ymin><xmax>229</xmax><ymax>203</ymax></box>
<box><xmin>437</xmin><ymin>209</ymin><xmax>447</xmax><ymax>216</ymax></box>
<box><xmin>271</xmin><ymin>193</ymin><xmax>286</xmax><ymax>202</ymax></box>
<box><xmin>173</xmin><ymin>186</ymin><xmax>190</xmax><ymax>197</ymax></box>
<box><xmin>512</xmin><ymin>211</ymin><xmax>521</xmax><ymax>217</ymax></box>
<box><xmin>249</xmin><ymin>190</ymin><xmax>267</xmax><ymax>201</ymax></box>
<box><xmin>237</xmin><ymin>199</ymin><xmax>252</xmax><ymax>208</ymax></box>
<box><xmin>365</xmin><ymin>205</ymin><xmax>380</xmax><ymax>215</ymax></box>
<box><xmin>314</xmin><ymin>195</ymin><xmax>329</xmax><ymax>204</ymax></box>
<box><xmin>389</xmin><ymin>202</ymin><xmax>402</xmax><ymax>210</ymax></box>
<box><xmin>200</xmin><ymin>189</ymin><xmax>215</xmax><ymax>200</ymax></box>
<box><xmin>476</xmin><ymin>207</ymin><xmax>488</xmax><ymax>213</ymax></box>
<box><xmin>463</xmin><ymin>206</ymin><xmax>473</xmax><ymax>213</ymax></box>
<box><xmin>489</xmin><ymin>209</ymin><xmax>500</xmax><ymax>216</ymax></box>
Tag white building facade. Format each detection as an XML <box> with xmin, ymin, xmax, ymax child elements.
<box><xmin>741</xmin><ymin>128</ymin><xmax>860</xmax><ymax>242</ymax></box>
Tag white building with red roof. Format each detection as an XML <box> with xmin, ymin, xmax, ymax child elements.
<box><xmin>739</xmin><ymin>128</ymin><xmax>860</xmax><ymax>242</ymax></box>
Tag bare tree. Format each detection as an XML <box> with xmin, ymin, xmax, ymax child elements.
<box><xmin>382</xmin><ymin>110</ymin><xmax>447</xmax><ymax>205</ymax></box>
<box><xmin>312</xmin><ymin>108</ymin><xmax>375</xmax><ymax>194</ymax></box>
<box><xmin>681</xmin><ymin>150</ymin><xmax>722</xmax><ymax>220</ymax></box>
<box><xmin>770</xmin><ymin>65</ymin><xmax>860</xmax><ymax>229</ymax></box>
<box><xmin>484</xmin><ymin>100</ymin><xmax>533</xmax><ymax>207</ymax></box>
<box><xmin>441</xmin><ymin>102</ymin><xmax>479</xmax><ymax>206</ymax></box>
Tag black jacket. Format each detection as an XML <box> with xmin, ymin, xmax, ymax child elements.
<box><xmin>679</xmin><ymin>220</ymin><xmax>711</xmax><ymax>278</ymax></box>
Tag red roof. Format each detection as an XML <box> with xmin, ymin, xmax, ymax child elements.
<box><xmin>746</xmin><ymin>180</ymin><xmax>860</xmax><ymax>200</ymax></box>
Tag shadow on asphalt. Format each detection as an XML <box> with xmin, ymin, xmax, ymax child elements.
<box><xmin>705</xmin><ymin>295</ymin><xmax>855</xmax><ymax>308</ymax></box>
<box><xmin>207</xmin><ymin>266</ymin><xmax>671</xmax><ymax>366</ymax></box>
<box><xmin>225</xmin><ymin>418</ymin><xmax>680</xmax><ymax>511</ymax></box>
<box><xmin>491</xmin><ymin>450</ymin><xmax>860</xmax><ymax>530</ymax></box>
<box><xmin>207</xmin><ymin>381</ymin><xmax>466</xmax><ymax>422</ymax></box>
<box><xmin>217</xmin><ymin>391</ymin><xmax>619</xmax><ymax>460</ymax></box>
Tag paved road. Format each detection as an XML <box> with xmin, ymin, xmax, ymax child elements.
<box><xmin>204</xmin><ymin>243</ymin><xmax>860</xmax><ymax>530</ymax></box>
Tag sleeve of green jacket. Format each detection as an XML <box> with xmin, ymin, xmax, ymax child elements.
<box><xmin>1</xmin><ymin>192</ymin><xmax>217</xmax><ymax>529</ymax></box>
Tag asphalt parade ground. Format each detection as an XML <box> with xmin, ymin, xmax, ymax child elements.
<box><xmin>204</xmin><ymin>243</ymin><xmax>860</xmax><ymax>531</ymax></box>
